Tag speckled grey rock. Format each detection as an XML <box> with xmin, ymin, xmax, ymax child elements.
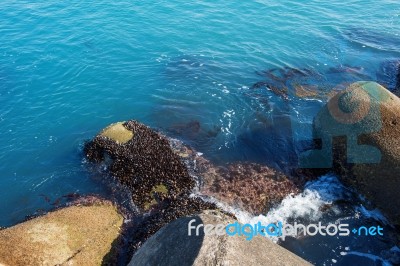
<box><xmin>308</xmin><ymin>81</ymin><xmax>400</xmax><ymax>225</ymax></box>
<box><xmin>128</xmin><ymin>210</ymin><xmax>311</xmax><ymax>266</ymax></box>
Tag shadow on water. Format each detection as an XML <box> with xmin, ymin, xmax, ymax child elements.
<box><xmin>233</xmin><ymin>109</ymin><xmax>297</xmax><ymax>172</ymax></box>
<box><xmin>377</xmin><ymin>59</ymin><xmax>400</xmax><ymax>93</ymax></box>
<box><xmin>279</xmin><ymin>203</ymin><xmax>399</xmax><ymax>265</ymax></box>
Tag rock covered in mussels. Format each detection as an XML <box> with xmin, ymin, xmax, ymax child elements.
<box><xmin>84</xmin><ymin>121</ymin><xmax>221</xmax><ymax>255</ymax></box>
<box><xmin>84</xmin><ymin>120</ymin><xmax>302</xmax><ymax>254</ymax></box>
<box><xmin>84</xmin><ymin>120</ymin><xmax>195</xmax><ymax>210</ymax></box>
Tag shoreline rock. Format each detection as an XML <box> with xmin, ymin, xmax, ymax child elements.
<box><xmin>198</xmin><ymin>160</ymin><xmax>300</xmax><ymax>214</ymax></box>
<box><xmin>84</xmin><ymin>120</ymin><xmax>303</xmax><ymax>255</ymax></box>
<box><xmin>303</xmin><ymin>81</ymin><xmax>400</xmax><ymax>225</ymax></box>
<box><xmin>128</xmin><ymin>210</ymin><xmax>311</xmax><ymax>266</ymax></box>
<box><xmin>84</xmin><ymin>120</ymin><xmax>221</xmax><ymax>254</ymax></box>
<box><xmin>169</xmin><ymin>138</ymin><xmax>302</xmax><ymax>215</ymax></box>
<box><xmin>84</xmin><ymin>120</ymin><xmax>195</xmax><ymax>211</ymax></box>
<box><xmin>0</xmin><ymin>198</ymin><xmax>123</xmax><ymax>266</ymax></box>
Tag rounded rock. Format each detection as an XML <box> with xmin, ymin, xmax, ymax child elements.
<box><xmin>128</xmin><ymin>210</ymin><xmax>311</xmax><ymax>266</ymax></box>
<box><xmin>0</xmin><ymin>199</ymin><xmax>123</xmax><ymax>266</ymax></box>
<box><xmin>309</xmin><ymin>81</ymin><xmax>400</xmax><ymax>224</ymax></box>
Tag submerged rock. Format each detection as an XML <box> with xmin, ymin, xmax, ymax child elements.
<box><xmin>170</xmin><ymin>139</ymin><xmax>301</xmax><ymax>215</ymax></box>
<box><xmin>200</xmin><ymin>161</ymin><xmax>300</xmax><ymax>214</ymax></box>
<box><xmin>251</xmin><ymin>65</ymin><xmax>371</xmax><ymax>101</ymax></box>
<box><xmin>0</xmin><ymin>198</ymin><xmax>123</xmax><ymax>266</ymax></box>
<box><xmin>376</xmin><ymin>59</ymin><xmax>400</xmax><ymax>94</ymax></box>
<box><xmin>163</xmin><ymin>54</ymin><xmax>208</xmax><ymax>79</ymax></box>
<box><xmin>128</xmin><ymin>210</ymin><xmax>311</xmax><ymax>266</ymax></box>
<box><xmin>303</xmin><ymin>81</ymin><xmax>400</xmax><ymax>224</ymax></box>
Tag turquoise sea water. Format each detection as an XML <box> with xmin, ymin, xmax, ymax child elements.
<box><xmin>1</xmin><ymin>0</ymin><xmax>399</xmax><ymax>264</ymax></box>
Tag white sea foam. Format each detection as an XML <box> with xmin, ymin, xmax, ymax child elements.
<box><xmin>238</xmin><ymin>174</ymin><xmax>389</xmax><ymax>227</ymax></box>
<box><xmin>195</xmin><ymin>172</ymin><xmax>391</xmax><ymax>245</ymax></box>
<box><xmin>240</xmin><ymin>174</ymin><xmax>346</xmax><ymax>226</ymax></box>
<box><xmin>194</xmin><ymin>174</ymin><xmax>346</xmax><ymax>227</ymax></box>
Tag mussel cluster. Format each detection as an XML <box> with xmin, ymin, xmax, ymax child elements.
<box><xmin>84</xmin><ymin>120</ymin><xmax>196</xmax><ymax>210</ymax></box>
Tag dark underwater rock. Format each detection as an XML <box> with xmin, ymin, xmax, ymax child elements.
<box><xmin>162</xmin><ymin>54</ymin><xmax>213</xmax><ymax>81</ymax></box>
<box><xmin>251</xmin><ymin>65</ymin><xmax>373</xmax><ymax>101</ymax></box>
<box><xmin>236</xmin><ymin>118</ymin><xmax>298</xmax><ymax>173</ymax></box>
<box><xmin>166</xmin><ymin>119</ymin><xmax>221</xmax><ymax>145</ymax></box>
<box><xmin>377</xmin><ymin>59</ymin><xmax>400</xmax><ymax>94</ymax></box>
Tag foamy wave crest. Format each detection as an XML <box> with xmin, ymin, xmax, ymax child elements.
<box><xmin>242</xmin><ymin>174</ymin><xmax>347</xmax><ymax>225</ymax></box>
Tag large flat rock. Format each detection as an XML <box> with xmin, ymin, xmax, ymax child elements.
<box><xmin>0</xmin><ymin>199</ymin><xmax>123</xmax><ymax>266</ymax></box>
<box><xmin>128</xmin><ymin>210</ymin><xmax>311</xmax><ymax>266</ymax></box>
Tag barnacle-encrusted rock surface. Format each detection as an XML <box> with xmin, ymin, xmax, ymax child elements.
<box><xmin>201</xmin><ymin>162</ymin><xmax>300</xmax><ymax>214</ymax></box>
<box><xmin>0</xmin><ymin>198</ymin><xmax>123</xmax><ymax>266</ymax></box>
<box><xmin>84</xmin><ymin>120</ymin><xmax>195</xmax><ymax>210</ymax></box>
<box><xmin>170</xmin><ymin>139</ymin><xmax>301</xmax><ymax>215</ymax></box>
